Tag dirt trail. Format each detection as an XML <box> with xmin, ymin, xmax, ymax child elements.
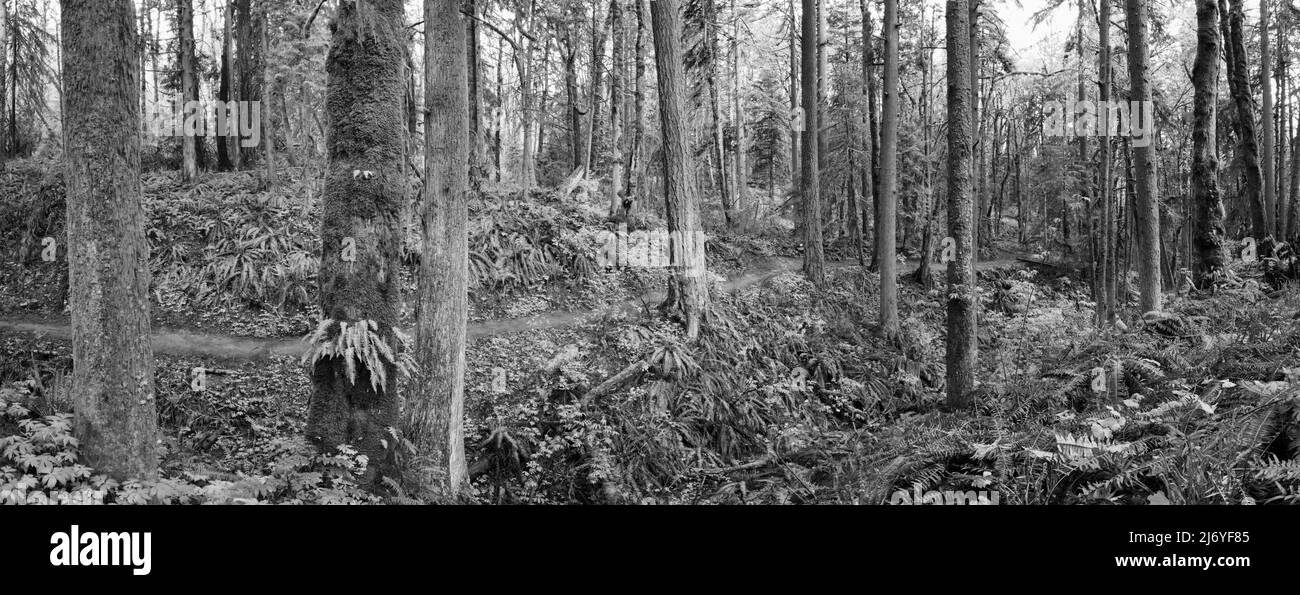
<box><xmin>0</xmin><ymin>254</ymin><xmax>1033</xmax><ymax>361</ymax></box>
<box><xmin>0</xmin><ymin>256</ymin><xmax>805</xmax><ymax>361</ymax></box>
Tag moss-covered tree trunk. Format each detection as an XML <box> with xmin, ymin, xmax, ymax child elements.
<box><xmin>800</xmin><ymin>0</ymin><xmax>825</xmax><ymax>285</ymax></box>
<box><xmin>61</xmin><ymin>0</ymin><xmax>159</xmax><ymax>481</ymax></box>
<box><xmin>651</xmin><ymin>0</ymin><xmax>710</xmax><ymax>340</ymax></box>
<box><xmin>1125</xmin><ymin>0</ymin><xmax>1162</xmax><ymax>312</ymax></box>
<box><xmin>307</xmin><ymin>0</ymin><xmax>406</xmax><ymax>487</ymax></box>
<box><xmin>1192</xmin><ymin>0</ymin><xmax>1228</xmax><ymax>284</ymax></box>
<box><xmin>403</xmin><ymin>0</ymin><xmax>470</xmax><ymax>499</ymax></box>
<box><xmin>1222</xmin><ymin>0</ymin><xmax>1267</xmax><ymax>237</ymax></box>
<box><xmin>945</xmin><ymin>0</ymin><xmax>977</xmax><ymax>409</ymax></box>
<box><xmin>179</xmin><ymin>0</ymin><xmax>198</xmax><ymax>182</ymax></box>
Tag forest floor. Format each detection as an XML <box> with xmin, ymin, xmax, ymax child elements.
<box><xmin>2</xmin><ymin>160</ymin><xmax>1299</xmax><ymax>505</ymax></box>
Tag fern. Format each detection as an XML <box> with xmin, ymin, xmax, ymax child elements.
<box><xmin>302</xmin><ymin>319</ymin><xmax>417</xmax><ymax>394</ymax></box>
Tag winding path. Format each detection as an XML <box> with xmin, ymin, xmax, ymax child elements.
<box><xmin>0</xmin><ymin>255</ymin><xmax>1034</xmax><ymax>361</ymax></box>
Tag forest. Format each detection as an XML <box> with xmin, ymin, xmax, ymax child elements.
<box><xmin>0</xmin><ymin>0</ymin><xmax>1298</xmax><ymax>506</ymax></box>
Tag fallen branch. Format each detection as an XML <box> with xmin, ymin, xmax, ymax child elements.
<box><xmin>579</xmin><ymin>359</ymin><xmax>650</xmax><ymax>405</ymax></box>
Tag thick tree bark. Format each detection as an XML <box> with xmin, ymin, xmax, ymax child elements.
<box><xmin>1125</xmin><ymin>0</ymin><xmax>1163</xmax><ymax>313</ymax></box>
<box><xmin>1192</xmin><ymin>0</ymin><xmax>1228</xmax><ymax>284</ymax></box>
<box><xmin>1223</xmin><ymin>0</ymin><xmax>1268</xmax><ymax>237</ymax></box>
<box><xmin>878</xmin><ymin>0</ymin><xmax>899</xmax><ymax>336</ymax></box>
<box><xmin>801</xmin><ymin>0</ymin><xmax>825</xmax><ymax>284</ymax></box>
<box><xmin>308</xmin><ymin>0</ymin><xmax>406</xmax><ymax>487</ymax></box>
<box><xmin>651</xmin><ymin>0</ymin><xmax>710</xmax><ymax>339</ymax></box>
<box><xmin>61</xmin><ymin>0</ymin><xmax>159</xmax><ymax>481</ymax></box>
<box><xmin>236</xmin><ymin>0</ymin><xmax>264</xmax><ymax>167</ymax></box>
<box><xmin>945</xmin><ymin>0</ymin><xmax>977</xmax><ymax>409</ymax></box>
<box><xmin>404</xmin><ymin>0</ymin><xmax>470</xmax><ymax>498</ymax></box>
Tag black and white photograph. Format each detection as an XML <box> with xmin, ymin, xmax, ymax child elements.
<box><xmin>0</xmin><ymin>0</ymin><xmax>1295</xmax><ymax>581</ymax></box>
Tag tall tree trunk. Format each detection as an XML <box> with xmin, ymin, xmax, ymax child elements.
<box><xmin>1192</xmin><ymin>0</ymin><xmax>1228</xmax><ymax>283</ymax></box>
<box><xmin>61</xmin><ymin>0</ymin><xmax>159</xmax><ymax>481</ymax></box>
<box><xmin>1223</xmin><ymin>0</ymin><xmax>1268</xmax><ymax>237</ymax></box>
<box><xmin>236</xmin><ymin>0</ymin><xmax>263</xmax><ymax>167</ymax></box>
<box><xmin>515</xmin><ymin>6</ymin><xmax>538</xmax><ymax>189</ymax></box>
<box><xmin>467</xmin><ymin>0</ymin><xmax>483</xmax><ymax>184</ymax></box>
<box><xmin>626</xmin><ymin>0</ymin><xmax>649</xmax><ymax>203</ymax></box>
<box><xmin>878</xmin><ymin>0</ymin><xmax>899</xmax><ymax>336</ymax></box>
<box><xmin>0</xmin><ymin>0</ymin><xmax>6</xmax><ymax>167</ymax></box>
<box><xmin>731</xmin><ymin>0</ymin><xmax>748</xmax><ymax>229</ymax></box>
<box><xmin>651</xmin><ymin>0</ymin><xmax>710</xmax><ymax>339</ymax></box>
<box><xmin>789</xmin><ymin>0</ymin><xmax>800</xmax><ymax>186</ymax></box>
<box><xmin>261</xmin><ymin>6</ymin><xmax>276</xmax><ymax>187</ymax></box>
<box><xmin>706</xmin><ymin>0</ymin><xmax>732</xmax><ymax>226</ymax></box>
<box><xmin>405</xmin><ymin>0</ymin><xmax>470</xmax><ymax>498</ymax></box>
<box><xmin>1262</xmin><ymin>0</ymin><xmax>1277</xmax><ymax>236</ymax></box>
<box><xmin>1126</xmin><ymin>0</ymin><xmax>1163</xmax><ymax>312</ymax></box>
<box><xmin>308</xmin><ymin>0</ymin><xmax>406</xmax><ymax>488</ymax></box>
<box><xmin>584</xmin><ymin>3</ymin><xmax>610</xmax><ymax>175</ymax></box>
<box><xmin>945</xmin><ymin>0</ymin><xmax>977</xmax><ymax>409</ymax></box>
<box><xmin>860</xmin><ymin>0</ymin><xmax>876</xmax><ymax>268</ymax></box>
<box><xmin>1100</xmin><ymin>0</ymin><xmax>1115</xmax><ymax>324</ymax></box>
<box><xmin>221</xmin><ymin>1</ymin><xmax>238</xmax><ymax>170</ymax></box>
<box><xmin>609</xmin><ymin>0</ymin><xmax>625</xmax><ymax>215</ymax></box>
<box><xmin>801</xmin><ymin>0</ymin><xmax>825</xmax><ymax>284</ymax></box>
<box><xmin>179</xmin><ymin>0</ymin><xmax>198</xmax><ymax>182</ymax></box>
<box><xmin>564</xmin><ymin>35</ymin><xmax>582</xmax><ymax>170</ymax></box>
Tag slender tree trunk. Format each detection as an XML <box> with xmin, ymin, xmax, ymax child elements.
<box><xmin>1126</xmin><ymin>0</ymin><xmax>1163</xmax><ymax>312</ymax></box>
<box><xmin>945</xmin><ymin>0</ymin><xmax>977</xmax><ymax>409</ymax></box>
<box><xmin>732</xmin><ymin>0</ymin><xmax>748</xmax><ymax>229</ymax></box>
<box><xmin>860</xmin><ymin>0</ymin><xmax>876</xmax><ymax>268</ymax></box>
<box><xmin>179</xmin><ymin>0</ymin><xmax>198</xmax><ymax>182</ymax></box>
<box><xmin>1192</xmin><ymin>0</ymin><xmax>1228</xmax><ymax>283</ymax></box>
<box><xmin>627</xmin><ymin>0</ymin><xmax>649</xmax><ymax>202</ymax></box>
<box><xmin>651</xmin><ymin>0</ymin><xmax>710</xmax><ymax>339</ymax></box>
<box><xmin>584</xmin><ymin>3</ymin><xmax>610</xmax><ymax>175</ymax></box>
<box><xmin>1100</xmin><ymin>0</ymin><xmax>1115</xmax><ymax>324</ymax></box>
<box><xmin>308</xmin><ymin>0</ymin><xmax>406</xmax><ymax>487</ymax></box>
<box><xmin>706</xmin><ymin>0</ymin><xmax>732</xmax><ymax>226</ymax></box>
<box><xmin>405</xmin><ymin>0</ymin><xmax>470</xmax><ymax>498</ymax></box>
<box><xmin>1262</xmin><ymin>0</ymin><xmax>1277</xmax><ymax>235</ymax></box>
<box><xmin>878</xmin><ymin>0</ymin><xmax>899</xmax><ymax>336</ymax></box>
<box><xmin>609</xmin><ymin>0</ymin><xmax>625</xmax><ymax>215</ymax></box>
<box><xmin>467</xmin><ymin>0</ymin><xmax>483</xmax><ymax>184</ymax></box>
<box><xmin>262</xmin><ymin>7</ymin><xmax>276</xmax><ymax>187</ymax></box>
<box><xmin>221</xmin><ymin>2</ymin><xmax>238</xmax><ymax>170</ymax></box>
<box><xmin>801</xmin><ymin>0</ymin><xmax>825</xmax><ymax>284</ymax></box>
<box><xmin>0</xmin><ymin>0</ymin><xmax>6</xmax><ymax>167</ymax></box>
<box><xmin>789</xmin><ymin>0</ymin><xmax>800</xmax><ymax>186</ymax></box>
<box><xmin>61</xmin><ymin>0</ymin><xmax>159</xmax><ymax>481</ymax></box>
<box><xmin>564</xmin><ymin>35</ymin><xmax>582</xmax><ymax>171</ymax></box>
